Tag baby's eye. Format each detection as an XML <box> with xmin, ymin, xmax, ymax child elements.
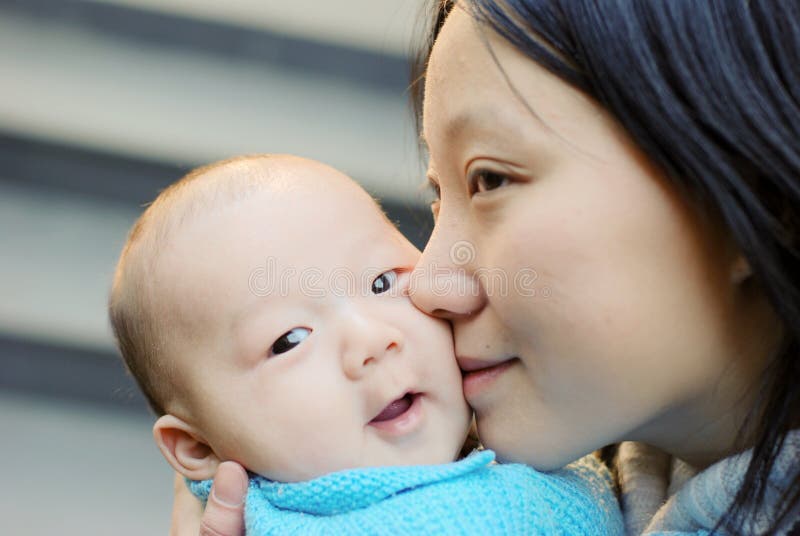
<box><xmin>371</xmin><ymin>270</ymin><xmax>397</xmax><ymax>295</ymax></box>
<box><xmin>269</xmin><ymin>327</ymin><xmax>311</xmax><ymax>357</ymax></box>
<box><xmin>469</xmin><ymin>169</ymin><xmax>511</xmax><ymax>195</ymax></box>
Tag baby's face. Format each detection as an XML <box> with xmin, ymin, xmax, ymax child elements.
<box><xmin>161</xmin><ymin>160</ymin><xmax>470</xmax><ymax>482</ymax></box>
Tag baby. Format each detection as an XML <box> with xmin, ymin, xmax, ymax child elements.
<box><xmin>109</xmin><ymin>154</ymin><xmax>623</xmax><ymax>534</ymax></box>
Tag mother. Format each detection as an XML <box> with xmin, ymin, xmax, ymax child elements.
<box><xmin>178</xmin><ymin>1</ymin><xmax>800</xmax><ymax>534</ymax></box>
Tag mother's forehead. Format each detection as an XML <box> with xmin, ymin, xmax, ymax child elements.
<box><xmin>422</xmin><ymin>8</ymin><xmax>612</xmax><ymax>165</ymax></box>
<box><xmin>422</xmin><ymin>8</ymin><xmax>530</xmax><ymax>131</ymax></box>
<box><xmin>425</xmin><ymin>7</ymin><xmax>494</xmax><ymax>83</ymax></box>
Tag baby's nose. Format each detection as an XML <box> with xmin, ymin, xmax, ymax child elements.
<box><xmin>340</xmin><ymin>316</ymin><xmax>403</xmax><ymax>380</ymax></box>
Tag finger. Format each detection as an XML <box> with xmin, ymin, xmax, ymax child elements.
<box><xmin>200</xmin><ymin>461</ymin><xmax>248</xmax><ymax>536</ymax></box>
<box><xmin>170</xmin><ymin>472</ymin><xmax>202</xmax><ymax>535</ymax></box>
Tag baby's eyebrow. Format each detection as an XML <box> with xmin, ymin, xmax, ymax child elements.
<box><xmin>231</xmin><ymin>295</ymin><xmax>271</xmax><ymax>335</ymax></box>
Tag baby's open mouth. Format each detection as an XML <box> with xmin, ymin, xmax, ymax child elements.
<box><xmin>370</xmin><ymin>392</ymin><xmax>417</xmax><ymax>423</ymax></box>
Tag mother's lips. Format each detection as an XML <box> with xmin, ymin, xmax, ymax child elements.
<box><xmin>459</xmin><ymin>358</ymin><xmax>518</xmax><ymax>398</ymax></box>
<box><xmin>457</xmin><ymin>356</ymin><xmax>515</xmax><ymax>373</ymax></box>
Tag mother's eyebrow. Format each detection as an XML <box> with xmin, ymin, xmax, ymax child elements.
<box><xmin>429</xmin><ymin>108</ymin><xmax>535</xmax><ymax>152</ymax></box>
<box><xmin>443</xmin><ymin>111</ymin><xmax>486</xmax><ymax>140</ymax></box>
<box><xmin>422</xmin><ymin>112</ymin><xmax>480</xmax><ymax>148</ymax></box>
<box><xmin>419</xmin><ymin>109</ymin><xmax>485</xmax><ymax>149</ymax></box>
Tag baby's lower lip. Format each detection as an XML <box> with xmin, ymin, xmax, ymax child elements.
<box><xmin>368</xmin><ymin>393</ymin><xmax>424</xmax><ymax>436</ymax></box>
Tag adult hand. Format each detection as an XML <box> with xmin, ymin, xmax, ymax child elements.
<box><xmin>170</xmin><ymin>461</ymin><xmax>248</xmax><ymax>536</ymax></box>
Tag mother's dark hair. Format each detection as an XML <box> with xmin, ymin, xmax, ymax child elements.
<box><xmin>411</xmin><ymin>0</ymin><xmax>799</xmax><ymax>532</ymax></box>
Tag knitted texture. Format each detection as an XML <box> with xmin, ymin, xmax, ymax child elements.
<box><xmin>616</xmin><ymin>442</ymin><xmax>672</xmax><ymax>535</ymax></box>
<box><xmin>642</xmin><ymin>430</ymin><xmax>800</xmax><ymax>535</ymax></box>
<box><xmin>189</xmin><ymin>450</ymin><xmax>624</xmax><ymax>535</ymax></box>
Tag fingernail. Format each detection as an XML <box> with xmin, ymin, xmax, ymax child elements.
<box><xmin>212</xmin><ymin>467</ymin><xmax>246</xmax><ymax>507</ymax></box>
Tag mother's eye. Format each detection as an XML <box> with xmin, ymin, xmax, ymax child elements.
<box><xmin>371</xmin><ymin>269</ymin><xmax>397</xmax><ymax>294</ymax></box>
<box><xmin>427</xmin><ymin>177</ymin><xmax>441</xmax><ymax>200</ymax></box>
<box><xmin>469</xmin><ymin>169</ymin><xmax>511</xmax><ymax>195</ymax></box>
<box><xmin>269</xmin><ymin>327</ymin><xmax>311</xmax><ymax>357</ymax></box>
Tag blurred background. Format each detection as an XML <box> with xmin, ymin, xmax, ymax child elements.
<box><xmin>0</xmin><ymin>1</ymin><xmax>430</xmax><ymax>533</ymax></box>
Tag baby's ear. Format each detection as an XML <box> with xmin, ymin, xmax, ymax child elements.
<box><xmin>153</xmin><ymin>414</ymin><xmax>221</xmax><ymax>481</ymax></box>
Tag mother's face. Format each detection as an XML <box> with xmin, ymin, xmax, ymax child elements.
<box><xmin>413</xmin><ymin>7</ymin><xmax>766</xmax><ymax>469</ymax></box>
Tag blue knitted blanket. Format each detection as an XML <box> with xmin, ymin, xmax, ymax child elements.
<box><xmin>188</xmin><ymin>450</ymin><xmax>624</xmax><ymax>535</ymax></box>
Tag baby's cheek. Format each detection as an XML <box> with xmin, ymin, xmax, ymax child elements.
<box><xmin>431</xmin><ymin>333</ymin><xmax>459</xmax><ymax>376</ymax></box>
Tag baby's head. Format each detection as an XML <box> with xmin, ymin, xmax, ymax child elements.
<box><xmin>109</xmin><ymin>155</ymin><xmax>470</xmax><ymax>482</ymax></box>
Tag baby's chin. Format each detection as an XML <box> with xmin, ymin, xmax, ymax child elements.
<box><xmin>248</xmin><ymin>444</ymin><xmax>466</xmax><ymax>483</ymax></box>
<box><xmin>248</xmin><ymin>463</ymin><xmax>330</xmax><ymax>484</ymax></box>
<box><xmin>243</xmin><ymin>457</ymin><xmax>365</xmax><ymax>483</ymax></box>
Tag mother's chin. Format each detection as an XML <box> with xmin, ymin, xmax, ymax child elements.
<box><xmin>471</xmin><ymin>416</ymin><xmax>556</xmax><ymax>471</ymax></box>
<box><xmin>471</xmin><ymin>396</ymin><xmax>612</xmax><ymax>471</ymax></box>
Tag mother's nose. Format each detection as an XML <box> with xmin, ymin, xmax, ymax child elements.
<box><xmin>409</xmin><ymin>228</ymin><xmax>485</xmax><ymax>319</ymax></box>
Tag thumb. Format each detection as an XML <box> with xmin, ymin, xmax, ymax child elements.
<box><xmin>200</xmin><ymin>461</ymin><xmax>248</xmax><ymax>536</ymax></box>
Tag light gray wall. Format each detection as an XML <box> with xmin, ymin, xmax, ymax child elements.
<box><xmin>0</xmin><ymin>3</ymin><xmax>428</xmax><ymax>534</ymax></box>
